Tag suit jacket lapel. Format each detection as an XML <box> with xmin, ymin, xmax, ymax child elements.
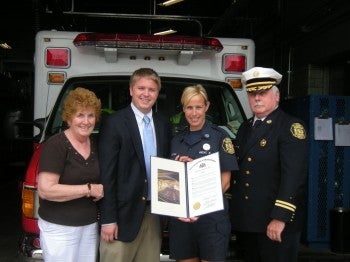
<box><xmin>240</xmin><ymin>126</ymin><xmax>260</xmax><ymax>159</ymax></box>
<box><xmin>239</xmin><ymin>120</ymin><xmax>270</xmax><ymax>160</ymax></box>
<box><xmin>153</xmin><ymin>113</ymin><xmax>164</xmax><ymax>156</ymax></box>
<box><xmin>125</xmin><ymin>106</ymin><xmax>145</xmax><ymax>167</ymax></box>
<box><xmin>239</xmin><ymin>109</ymin><xmax>280</xmax><ymax>160</ymax></box>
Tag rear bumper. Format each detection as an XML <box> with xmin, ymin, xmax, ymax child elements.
<box><xmin>19</xmin><ymin>232</ymin><xmax>43</xmax><ymax>260</ymax></box>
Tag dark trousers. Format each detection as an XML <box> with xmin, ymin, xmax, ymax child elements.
<box><xmin>235</xmin><ymin>230</ymin><xmax>301</xmax><ymax>262</ymax></box>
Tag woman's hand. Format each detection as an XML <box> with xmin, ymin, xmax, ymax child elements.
<box><xmin>177</xmin><ymin>217</ymin><xmax>199</xmax><ymax>223</ymax></box>
<box><xmin>90</xmin><ymin>183</ymin><xmax>104</xmax><ymax>201</ymax></box>
<box><xmin>175</xmin><ymin>155</ymin><xmax>193</xmax><ymax>162</ymax></box>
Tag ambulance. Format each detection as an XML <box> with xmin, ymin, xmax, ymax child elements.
<box><xmin>19</xmin><ymin>30</ymin><xmax>254</xmax><ymax>260</ymax></box>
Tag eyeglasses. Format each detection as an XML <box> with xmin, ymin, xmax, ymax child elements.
<box><xmin>184</xmin><ymin>105</ymin><xmax>206</xmax><ymax>112</ymax></box>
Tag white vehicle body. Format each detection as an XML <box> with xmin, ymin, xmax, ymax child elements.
<box><xmin>34</xmin><ymin>30</ymin><xmax>254</xmax><ymax>136</ymax></box>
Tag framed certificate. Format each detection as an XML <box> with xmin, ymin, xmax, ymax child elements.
<box><xmin>150</xmin><ymin>152</ymin><xmax>223</xmax><ymax>218</ymax></box>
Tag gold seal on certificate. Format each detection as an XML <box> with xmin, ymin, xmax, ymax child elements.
<box><xmin>193</xmin><ymin>202</ymin><xmax>201</xmax><ymax>210</ymax></box>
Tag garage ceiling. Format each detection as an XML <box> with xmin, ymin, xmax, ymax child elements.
<box><xmin>1</xmin><ymin>0</ymin><xmax>350</xmax><ymax>72</ymax></box>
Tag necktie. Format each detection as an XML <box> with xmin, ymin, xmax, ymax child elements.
<box><xmin>143</xmin><ymin>116</ymin><xmax>156</xmax><ymax>199</ymax></box>
<box><xmin>253</xmin><ymin>119</ymin><xmax>262</xmax><ymax>129</ymax></box>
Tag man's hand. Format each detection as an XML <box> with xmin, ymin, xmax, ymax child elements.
<box><xmin>101</xmin><ymin>224</ymin><xmax>118</xmax><ymax>243</ymax></box>
<box><xmin>267</xmin><ymin>219</ymin><xmax>285</xmax><ymax>242</ymax></box>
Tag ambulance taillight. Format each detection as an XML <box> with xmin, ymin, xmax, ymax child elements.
<box><xmin>223</xmin><ymin>53</ymin><xmax>246</xmax><ymax>73</ymax></box>
<box><xmin>45</xmin><ymin>48</ymin><xmax>70</xmax><ymax>67</ymax></box>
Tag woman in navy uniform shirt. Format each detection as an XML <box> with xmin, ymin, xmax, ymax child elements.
<box><xmin>168</xmin><ymin>84</ymin><xmax>238</xmax><ymax>262</ymax></box>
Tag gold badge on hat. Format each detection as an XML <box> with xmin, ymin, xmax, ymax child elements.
<box><xmin>260</xmin><ymin>139</ymin><xmax>267</xmax><ymax>147</ymax></box>
<box><xmin>253</xmin><ymin>70</ymin><xmax>260</xmax><ymax>77</ymax></box>
<box><xmin>222</xmin><ymin>137</ymin><xmax>235</xmax><ymax>154</ymax></box>
<box><xmin>290</xmin><ymin>123</ymin><xmax>306</xmax><ymax>139</ymax></box>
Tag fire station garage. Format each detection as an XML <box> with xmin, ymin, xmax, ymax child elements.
<box><xmin>1</xmin><ymin>1</ymin><xmax>350</xmax><ymax>261</ymax></box>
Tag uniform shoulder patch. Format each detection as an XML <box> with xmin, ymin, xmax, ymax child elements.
<box><xmin>290</xmin><ymin>123</ymin><xmax>306</xmax><ymax>139</ymax></box>
<box><xmin>222</xmin><ymin>137</ymin><xmax>235</xmax><ymax>154</ymax></box>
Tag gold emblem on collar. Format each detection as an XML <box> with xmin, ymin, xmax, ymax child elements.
<box><xmin>260</xmin><ymin>139</ymin><xmax>267</xmax><ymax>147</ymax></box>
<box><xmin>266</xmin><ymin>119</ymin><xmax>272</xmax><ymax>124</ymax></box>
<box><xmin>291</xmin><ymin>123</ymin><xmax>306</xmax><ymax>139</ymax></box>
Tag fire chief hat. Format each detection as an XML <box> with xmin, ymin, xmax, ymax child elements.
<box><xmin>241</xmin><ymin>67</ymin><xmax>282</xmax><ymax>92</ymax></box>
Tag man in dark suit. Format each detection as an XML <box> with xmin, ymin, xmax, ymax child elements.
<box><xmin>230</xmin><ymin>67</ymin><xmax>309</xmax><ymax>262</ymax></box>
<box><xmin>98</xmin><ymin>68</ymin><xmax>171</xmax><ymax>262</ymax></box>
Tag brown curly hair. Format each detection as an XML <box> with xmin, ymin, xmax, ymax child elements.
<box><xmin>61</xmin><ymin>87</ymin><xmax>101</xmax><ymax>122</ymax></box>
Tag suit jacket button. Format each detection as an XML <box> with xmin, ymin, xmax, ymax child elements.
<box><xmin>142</xmin><ymin>197</ymin><xmax>146</xmax><ymax>201</ymax></box>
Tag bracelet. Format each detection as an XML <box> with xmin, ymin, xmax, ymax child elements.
<box><xmin>86</xmin><ymin>183</ymin><xmax>91</xmax><ymax>198</ymax></box>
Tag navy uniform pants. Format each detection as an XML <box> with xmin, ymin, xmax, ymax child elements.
<box><xmin>235</xmin><ymin>230</ymin><xmax>301</xmax><ymax>262</ymax></box>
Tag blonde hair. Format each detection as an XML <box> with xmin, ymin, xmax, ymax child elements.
<box><xmin>61</xmin><ymin>87</ymin><xmax>101</xmax><ymax>122</ymax></box>
<box><xmin>130</xmin><ymin>68</ymin><xmax>161</xmax><ymax>90</ymax></box>
<box><xmin>181</xmin><ymin>84</ymin><xmax>209</xmax><ymax>107</ymax></box>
